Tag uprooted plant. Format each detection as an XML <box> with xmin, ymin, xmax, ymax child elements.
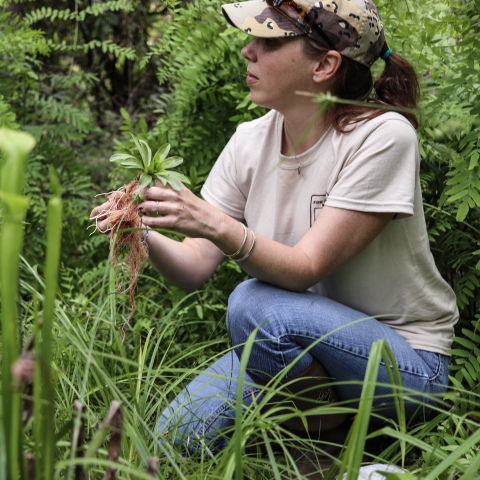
<box><xmin>91</xmin><ymin>134</ymin><xmax>190</xmax><ymax>319</ymax></box>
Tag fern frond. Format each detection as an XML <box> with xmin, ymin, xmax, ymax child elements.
<box><xmin>44</xmin><ymin>38</ymin><xmax>136</xmax><ymax>60</ymax></box>
<box><xmin>449</xmin><ymin>315</ymin><xmax>480</xmax><ymax>410</ymax></box>
<box><xmin>27</xmin><ymin>94</ymin><xmax>93</xmax><ymax>142</ymax></box>
<box><xmin>82</xmin><ymin>40</ymin><xmax>136</xmax><ymax>60</ymax></box>
<box><xmin>24</xmin><ymin>0</ymin><xmax>134</xmax><ymax>26</ymax></box>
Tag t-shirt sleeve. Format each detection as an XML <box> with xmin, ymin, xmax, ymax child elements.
<box><xmin>201</xmin><ymin>131</ymin><xmax>247</xmax><ymax>219</ymax></box>
<box><xmin>325</xmin><ymin>118</ymin><xmax>419</xmax><ymax>216</ymax></box>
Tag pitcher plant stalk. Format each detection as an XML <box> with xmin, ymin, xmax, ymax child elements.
<box><xmin>0</xmin><ymin>128</ymin><xmax>36</xmax><ymax>479</ymax></box>
<box><xmin>33</xmin><ymin>167</ymin><xmax>62</xmax><ymax>480</ymax></box>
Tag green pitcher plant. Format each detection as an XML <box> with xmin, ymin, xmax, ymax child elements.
<box><xmin>0</xmin><ymin>128</ymin><xmax>62</xmax><ymax>480</ymax></box>
<box><xmin>0</xmin><ymin>128</ymin><xmax>35</xmax><ymax>480</ymax></box>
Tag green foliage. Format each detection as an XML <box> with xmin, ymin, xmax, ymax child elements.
<box><xmin>146</xmin><ymin>0</ymin><xmax>267</xmax><ymax>173</ymax></box>
<box><xmin>0</xmin><ymin>10</ymin><xmax>48</xmax><ymax>107</ymax></box>
<box><xmin>449</xmin><ymin>315</ymin><xmax>480</xmax><ymax>407</ymax></box>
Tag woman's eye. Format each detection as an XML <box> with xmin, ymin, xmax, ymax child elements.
<box><xmin>262</xmin><ymin>38</ymin><xmax>279</xmax><ymax>48</ymax></box>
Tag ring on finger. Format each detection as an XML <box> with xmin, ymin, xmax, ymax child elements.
<box><xmin>156</xmin><ymin>200</ymin><xmax>159</xmax><ymax>215</ymax></box>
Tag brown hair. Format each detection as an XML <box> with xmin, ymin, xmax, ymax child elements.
<box><xmin>302</xmin><ymin>38</ymin><xmax>420</xmax><ymax>132</ymax></box>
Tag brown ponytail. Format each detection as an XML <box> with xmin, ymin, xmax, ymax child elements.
<box><xmin>373</xmin><ymin>51</ymin><xmax>419</xmax><ymax>127</ymax></box>
<box><xmin>302</xmin><ymin>38</ymin><xmax>420</xmax><ymax>132</ymax></box>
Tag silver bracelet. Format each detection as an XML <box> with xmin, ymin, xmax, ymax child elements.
<box><xmin>235</xmin><ymin>230</ymin><xmax>256</xmax><ymax>262</ymax></box>
<box><xmin>141</xmin><ymin>225</ymin><xmax>150</xmax><ymax>243</ymax></box>
<box><xmin>223</xmin><ymin>223</ymin><xmax>248</xmax><ymax>259</ymax></box>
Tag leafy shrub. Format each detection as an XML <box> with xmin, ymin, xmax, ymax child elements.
<box><xmin>0</xmin><ymin>0</ymin><xmax>166</xmax><ymax>277</ymax></box>
<box><xmin>146</xmin><ymin>0</ymin><xmax>267</xmax><ymax>172</ymax></box>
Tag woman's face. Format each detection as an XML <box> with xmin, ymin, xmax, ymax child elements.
<box><xmin>241</xmin><ymin>36</ymin><xmax>320</xmax><ymax>112</ymax></box>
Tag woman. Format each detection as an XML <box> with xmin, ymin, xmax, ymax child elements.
<box><xmin>92</xmin><ymin>0</ymin><xmax>458</xmax><ymax>469</ymax></box>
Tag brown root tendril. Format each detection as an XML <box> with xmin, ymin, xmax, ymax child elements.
<box><xmin>94</xmin><ymin>179</ymin><xmax>148</xmax><ymax>324</ymax></box>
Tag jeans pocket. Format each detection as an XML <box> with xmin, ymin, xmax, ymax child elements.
<box><xmin>415</xmin><ymin>349</ymin><xmax>450</xmax><ymax>393</ymax></box>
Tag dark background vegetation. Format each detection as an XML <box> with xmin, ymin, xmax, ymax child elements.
<box><xmin>0</xmin><ymin>0</ymin><xmax>479</xmax><ymax>478</ymax></box>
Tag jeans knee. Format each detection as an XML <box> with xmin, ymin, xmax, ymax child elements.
<box><xmin>227</xmin><ymin>279</ymin><xmax>270</xmax><ymax>347</ymax></box>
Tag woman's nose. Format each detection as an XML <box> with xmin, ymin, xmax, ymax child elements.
<box><xmin>241</xmin><ymin>39</ymin><xmax>257</xmax><ymax>61</ymax></box>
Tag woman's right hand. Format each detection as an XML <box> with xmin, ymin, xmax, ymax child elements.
<box><xmin>90</xmin><ymin>201</ymin><xmax>113</xmax><ymax>235</ymax></box>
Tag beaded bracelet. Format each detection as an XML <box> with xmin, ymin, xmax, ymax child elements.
<box><xmin>223</xmin><ymin>223</ymin><xmax>248</xmax><ymax>259</ymax></box>
<box><xmin>235</xmin><ymin>230</ymin><xmax>256</xmax><ymax>262</ymax></box>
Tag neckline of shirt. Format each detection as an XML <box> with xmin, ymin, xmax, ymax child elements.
<box><xmin>277</xmin><ymin>114</ymin><xmax>333</xmax><ymax>171</ymax></box>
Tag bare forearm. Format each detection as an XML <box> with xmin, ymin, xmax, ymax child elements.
<box><xmin>209</xmin><ymin>214</ymin><xmax>316</xmax><ymax>291</ymax></box>
<box><xmin>137</xmin><ymin>184</ymin><xmax>393</xmax><ymax>292</ymax></box>
<box><xmin>145</xmin><ymin>210</ymin><xmax>314</xmax><ymax>292</ymax></box>
<box><xmin>240</xmin><ymin>239</ymin><xmax>317</xmax><ymax>291</ymax></box>
<box><xmin>146</xmin><ymin>232</ymin><xmax>223</xmax><ymax>292</ymax></box>
<box><xmin>213</xmin><ymin>207</ymin><xmax>393</xmax><ymax>291</ymax></box>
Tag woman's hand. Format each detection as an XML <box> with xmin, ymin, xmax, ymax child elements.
<box><xmin>90</xmin><ymin>200</ymin><xmax>113</xmax><ymax>235</ymax></box>
<box><xmin>135</xmin><ymin>181</ymin><xmax>239</xmax><ymax>291</ymax></box>
<box><xmin>137</xmin><ymin>181</ymin><xmax>225</xmax><ymax>240</ymax></box>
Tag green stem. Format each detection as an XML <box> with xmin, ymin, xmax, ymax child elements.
<box><xmin>0</xmin><ymin>128</ymin><xmax>36</xmax><ymax>480</ymax></box>
<box><xmin>0</xmin><ymin>198</ymin><xmax>29</xmax><ymax>479</ymax></box>
<box><xmin>33</xmin><ymin>283</ymin><xmax>42</xmax><ymax>480</ymax></box>
<box><xmin>37</xmin><ymin>168</ymin><xmax>62</xmax><ymax>480</ymax></box>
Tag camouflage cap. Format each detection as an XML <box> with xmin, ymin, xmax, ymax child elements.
<box><xmin>222</xmin><ymin>0</ymin><xmax>387</xmax><ymax>67</ymax></box>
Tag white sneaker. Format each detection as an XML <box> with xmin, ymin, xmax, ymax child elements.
<box><xmin>339</xmin><ymin>464</ymin><xmax>406</xmax><ymax>479</ymax></box>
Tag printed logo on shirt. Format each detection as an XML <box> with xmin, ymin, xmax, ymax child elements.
<box><xmin>310</xmin><ymin>194</ymin><xmax>327</xmax><ymax>226</ymax></box>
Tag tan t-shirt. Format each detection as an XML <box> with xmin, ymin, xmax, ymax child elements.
<box><xmin>201</xmin><ymin>110</ymin><xmax>459</xmax><ymax>354</ymax></box>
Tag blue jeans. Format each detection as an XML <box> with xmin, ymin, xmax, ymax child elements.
<box><xmin>158</xmin><ymin>279</ymin><xmax>450</xmax><ymax>453</ymax></box>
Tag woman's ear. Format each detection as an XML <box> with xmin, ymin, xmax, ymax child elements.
<box><xmin>312</xmin><ymin>51</ymin><xmax>342</xmax><ymax>84</ymax></box>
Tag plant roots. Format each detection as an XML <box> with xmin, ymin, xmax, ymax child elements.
<box><xmin>93</xmin><ymin>180</ymin><xmax>148</xmax><ymax>322</ymax></box>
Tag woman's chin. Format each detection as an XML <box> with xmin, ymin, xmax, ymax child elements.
<box><xmin>249</xmin><ymin>94</ymin><xmax>273</xmax><ymax>110</ymax></box>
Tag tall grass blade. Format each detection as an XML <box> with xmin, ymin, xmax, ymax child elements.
<box><xmin>378</xmin><ymin>343</ymin><xmax>407</xmax><ymax>464</ymax></box>
<box><xmin>72</xmin><ymin>401</ymin><xmax>86</xmax><ymax>480</ymax></box>
<box><xmin>335</xmin><ymin>340</ymin><xmax>385</xmax><ymax>480</ymax></box>
<box><xmin>220</xmin><ymin>330</ymin><xmax>260</xmax><ymax>480</ymax></box>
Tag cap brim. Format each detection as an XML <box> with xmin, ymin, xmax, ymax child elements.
<box><xmin>222</xmin><ymin>0</ymin><xmax>303</xmax><ymax>38</ymax></box>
